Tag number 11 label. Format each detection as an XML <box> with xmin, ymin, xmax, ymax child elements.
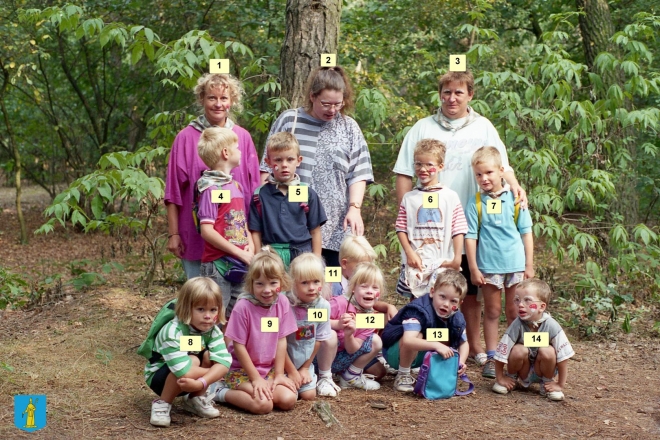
<box><xmin>524</xmin><ymin>332</ymin><xmax>549</xmax><ymax>347</ymax></box>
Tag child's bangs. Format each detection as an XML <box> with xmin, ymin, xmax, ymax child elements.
<box><xmin>348</xmin><ymin>262</ymin><xmax>385</xmax><ymax>295</ymax></box>
<box><xmin>192</xmin><ymin>288</ymin><xmax>223</xmax><ymax>309</ymax></box>
<box><xmin>290</xmin><ymin>255</ymin><xmax>324</xmax><ymax>284</ymax></box>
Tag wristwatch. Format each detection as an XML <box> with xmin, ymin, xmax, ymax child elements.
<box><xmin>349</xmin><ymin>202</ymin><xmax>361</xmax><ymax>209</ymax></box>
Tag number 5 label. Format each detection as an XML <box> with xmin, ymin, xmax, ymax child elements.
<box><xmin>261</xmin><ymin>317</ymin><xmax>279</xmax><ymax>333</ymax></box>
<box><xmin>179</xmin><ymin>335</ymin><xmax>201</xmax><ymax>351</ymax></box>
<box><xmin>288</xmin><ymin>185</ymin><xmax>308</xmax><ymax>202</ymax></box>
<box><xmin>210</xmin><ymin>58</ymin><xmax>230</xmax><ymax>74</ymax></box>
<box><xmin>321</xmin><ymin>53</ymin><xmax>336</xmax><ymax>67</ymax></box>
<box><xmin>524</xmin><ymin>332</ymin><xmax>549</xmax><ymax>347</ymax></box>
<box><xmin>356</xmin><ymin>313</ymin><xmax>384</xmax><ymax>329</ymax></box>
<box><xmin>486</xmin><ymin>199</ymin><xmax>502</xmax><ymax>214</ymax></box>
<box><xmin>423</xmin><ymin>193</ymin><xmax>438</xmax><ymax>208</ymax></box>
<box><xmin>449</xmin><ymin>54</ymin><xmax>466</xmax><ymax>72</ymax></box>
<box><xmin>426</xmin><ymin>328</ymin><xmax>449</xmax><ymax>342</ymax></box>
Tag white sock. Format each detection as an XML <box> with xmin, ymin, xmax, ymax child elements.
<box><xmin>318</xmin><ymin>369</ymin><xmax>332</xmax><ymax>379</ymax></box>
<box><xmin>342</xmin><ymin>365</ymin><xmax>362</xmax><ymax>380</ymax></box>
<box><xmin>398</xmin><ymin>366</ymin><xmax>411</xmax><ymax>375</ymax></box>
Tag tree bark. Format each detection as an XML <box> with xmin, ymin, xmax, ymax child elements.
<box><xmin>280</xmin><ymin>0</ymin><xmax>342</xmax><ymax>107</ymax></box>
<box><xmin>576</xmin><ymin>0</ymin><xmax>615</xmax><ymax>71</ymax></box>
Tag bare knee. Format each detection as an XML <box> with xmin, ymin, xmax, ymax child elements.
<box><xmin>252</xmin><ymin>399</ymin><xmax>274</xmax><ymax>415</ymax></box>
<box><xmin>299</xmin><ymin>390</ymin><xmax>316</xmax><ymax>401</ymax></box>
<box><xmin>370</xmin><ymin>334</ymin><xmax>383</xmax><ymax>353</ymax></box>
<box><xmin>484</xmin><ymin>304</ymin><xmax>501</xmax><ymax>320</ymax></box>
<box><xmin>510</xmin><ymin>344</ymin><xmax>528</xmax><ymax>361</ymax></box>
<box><xmin>275</xmin><ymin>391</ymin><xmax>297</xmax><ymax>411</ymax></box>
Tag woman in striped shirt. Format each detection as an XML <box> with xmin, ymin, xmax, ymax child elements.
<box><xmin>260</xmin><ymin>67</ymin><xmax>374</xmax><ymax>267</ymax></box>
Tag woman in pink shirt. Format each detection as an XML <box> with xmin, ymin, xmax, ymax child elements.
<box><xmin>165</xmin><ymin>74</ymin><xmax>260</xmax><ymax>279</ymax></box>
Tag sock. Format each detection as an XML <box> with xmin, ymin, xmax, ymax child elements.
<box><xmin>342</xmin><ymin>364</ymin><xmax>362</xmax><ymax>380</ymax></box>
<box><xmin>398</xmin><ymin>366</ymin><xmax>411</xmax><ymax>375</ymax></box>
<box><xmin>318</xmin><ymin>369</ymin><xmax>332</xmax><ymax>379</ymax></box>
<box><xmin>215</xmin><ymin>386</ymin><xmax>229</xmax><ymax>403</ymax></box>
<box><xmin>486</xmin><ymin>350</ymin><xmax>496</xmax><ymax>360</ymax></box>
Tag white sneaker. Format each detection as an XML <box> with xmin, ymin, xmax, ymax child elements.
<box><xmin>411</xmin><ymin>367</ymin><xmax>420</xmax><ymax>375</ymax></box>
<box><xmin>150</xmin><ymin>399</ymin><xmax>171</xmax><ymax>427</ymax></box>
<box><xmin>316</xmin><ymin>376</ymin><xmax>341</xmax><ymax>397</ymax></box>
<box><xmin>492</xmin><ymin>382</ymin><xmax>509</xmax><ymax>394</ymax></box>
<box><xmin>393</xmin><ymin>373</ymin><xmax>415</xmax><ymax>393</ymax></box>
<box><xmin>182</xmin><ymin>393</ymin><xmax>220</xmax><ymax>418</ymax></box>
<box><xmin>339</xmin><ymin>373</ymin><xmax>380</xmax><ymax>391</ymax></box>
<box><xmin>540</xmin><ymin>381</ymin><xmax>565</xmax><ymax>401</ymax></box>
<box><xmin>377</xmin><ymin>355</ymin><xmax>397</xmax><ymax>375</ymax></box>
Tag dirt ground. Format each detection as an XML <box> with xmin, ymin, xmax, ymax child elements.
<box><xmin>1</xmin><ymin>187</ymin><xmax>660</xmax><ymax>439</ymax></box>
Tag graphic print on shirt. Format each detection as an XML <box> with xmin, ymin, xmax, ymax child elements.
<box><xmin>296</xmin><ymin>324</ymin><xmax>315</xmax><ymax>340</ymax></box>
<box><xmin>223</xmin><ymin>209</ymin><xmax>249</xmax><ymax>246</ymax></box>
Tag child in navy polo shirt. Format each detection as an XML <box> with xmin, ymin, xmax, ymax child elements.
<box><xmin>249</xmin><ymin>132</ymin><xmax>326</xmax><ymax>267</ymax></box>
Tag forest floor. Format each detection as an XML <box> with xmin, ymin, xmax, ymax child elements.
<box><xmin>1</xmin><ymin>186</ymin><xmax>660</xmax><ymax>439</ymax></box>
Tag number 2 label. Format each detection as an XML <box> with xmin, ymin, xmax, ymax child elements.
<box><xmin>321</xmin><ymin>53</ymin><xmax>336</xmax><ymax>67</ymax></box>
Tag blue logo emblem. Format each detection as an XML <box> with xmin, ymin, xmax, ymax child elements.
<box><xmin>14</xmin><ymin>395</ymin><xmax>47</xmax><ymax>432</ymax></box>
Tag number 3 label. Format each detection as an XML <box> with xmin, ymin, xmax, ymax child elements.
<box><xmin>449</xmin><ymin>54</ymin><xmax>466</xmax><ymax>72</ymax></box>
<box><xmin>321</xmin><ymin>53</ymin><xmax>336</xmax><ymax>67</ymax></box>
<box><xmin>423</xmin><ymin>193</ymin><xmax>439</xmax><ymax>208</ymax></box>
<box><xmin>486</xmin><ymin>199</ymin><xmax>502</xmax><ymax>214</ymax></box>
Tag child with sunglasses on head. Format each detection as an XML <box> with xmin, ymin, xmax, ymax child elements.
<box><xmin>492</xmin><ymin>279</ymin><xmax>574</xmax><ymax>401</ymax></box>
<box><xmin>395</xmin><ymin>139</ymin><xmax>467</xmax><ymax>300</ymax></box>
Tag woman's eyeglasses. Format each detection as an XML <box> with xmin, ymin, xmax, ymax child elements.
<box><xmin>319</xmin><ymin>101</ymin><xmax>344</xmax><ymax>110</ymax></box>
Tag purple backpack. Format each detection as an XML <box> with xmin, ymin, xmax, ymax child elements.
<box><xmin>413</xmin><ymin>350</ymin><xmax>474</xmax><ymax>399</ymax></box>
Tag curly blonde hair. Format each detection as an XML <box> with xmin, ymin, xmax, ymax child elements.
<box><xmin>194</xmin><ymin>73</ymin><xmax>245</xmax><ymax>113</ymax></box>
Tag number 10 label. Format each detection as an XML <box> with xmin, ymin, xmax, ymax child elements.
<box><xmin>308</xmin><ymin>308</ymin><xmax>327</xmax><ymax>322</ymax></box>
<box><xmin>524</xmin><ymin>332</ymin><xmax>549</xmax><ymax>347</ymax></box>
<box><xmin>423</xmin><ymin>193</ymin><xmax>438</xmax><ymax>208</ymax></box>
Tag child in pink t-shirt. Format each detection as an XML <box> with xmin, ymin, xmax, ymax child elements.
<box><xmin>214</xmin><ymin>248</ymin><xmax>298</xmax><ymax>414</ymax></box>
<box><xmin>329</xmin><ymin>262</ymin><xmax>387</xmax><ymax>391</ymax></box>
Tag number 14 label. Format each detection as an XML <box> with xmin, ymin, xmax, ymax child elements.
<box><xmin>524</xmin><ymin>332</ymin><xmax>549</xmax><ymax>347</ymax></box>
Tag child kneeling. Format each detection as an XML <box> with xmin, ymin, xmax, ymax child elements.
<box><xmin>492</xmin><ymin>279</ymin><xmax>574</xmax><ymax>401</ymax></box>
<box><xmin>382</xmin><ymin>269</ymin><xmax>469</xmax><ymax>393</ymax></box>
<box><xmin>145</xmin><ymin>278</ymin><xmax>231</xmax><ymax>427</ymax></box>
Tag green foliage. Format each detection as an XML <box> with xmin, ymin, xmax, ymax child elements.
<box><xmin>95</xmin><ymin>348</ymin><xmax>113</xmax><ymax>366</ymax></box>
<box><xmin>0</xmin><ymin>266</ymin><xmax>30</xmax><ymax>309</ymax></box>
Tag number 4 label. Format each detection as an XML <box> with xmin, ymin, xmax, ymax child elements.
<box><xmin>524</xmin><ymin>332</ymin><xmax>549</xmax><ymax>347</ymax></box>
<box><xmin>211</xmin><ymin>189</ymin><xmax>230</xmax><ymax>203</ymax></box>
<box><xmin>423</xmin><ymin>193</ymin><xmax>438</xmax><ymax>208</ymax></box>
<box><xmin>179</xmin><ymin>335</ymin><xmax>201</xmax><ymax>351</ymax></box>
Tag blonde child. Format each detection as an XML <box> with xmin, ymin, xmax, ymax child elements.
<box><xmin>492</xmin><ymin>279</ymin><xmax>574</xmax><ymax>401</ymax></box>
<box><xmin>214</xmin><ymin>248</ymin><xmax>298</xmax><ymax>414</ymax></box>
<box><xmin>197</xmin><ymin>127</ymin><xmax>255</xmax><ymax>319</ymax></box>
<box><xmin>396</xmin><ymin>139</ymin><xmax>467</xmax><ymax>299</ymax></box>
<box><xmin>329</xmin><ymin>262</ymin><xmax>387</xmax><ymax>390</ymax></box>
<box><xmin>145</xmin><ymin>277</ymin><xmax>231</xmax><ymax>427</ymax></box>
<box><xmin>284</xmin><ymin>253</ymin><xmax>334</xmax><ymax>400</ymax></box>
<box><xmin>465</xmin><ymin>146</ymin><xmax>534</xmax><ymax>379</ymax></box>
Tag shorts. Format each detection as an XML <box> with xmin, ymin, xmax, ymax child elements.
<box><xmin>148</xmin><ymin>350</ymin><xmax>207</xmax><ymax>397</ymax></box>
<box><xmin>297</xmin><ymin>364</ymin><xmax>318</xmax><ymax>394</ymax></box>
<box><xmin>330</xmin><ymin>334</ymin><xmax>379</xmax><ymax>374</ymax></box>
<box><xmin>382</xmin><ymin>341</ymin><xmax>426</xmax><ymax>370</ymax></box>
<box><xmin>225</xmin><ymin>368</ymin><xmax>275</xmax><ymax>390</ymax></box>
<box><xmin>482</xmin><ymin>272</ymin><xmax>524</xmax><ymax>290</ymax></box>
<box><xmin>200</xmin><ymin>261</ymin><xmax>242</xmax><ymax>319</ymax></box>
<box><xmin>524</xmin><ymin>363</ymin><xmax>558</xmax><ymax>383</ymax></box>
<box><xmin>460</xmin><ymin>255</ymin><xmax>479</xmax><ymax>296</ymax></box>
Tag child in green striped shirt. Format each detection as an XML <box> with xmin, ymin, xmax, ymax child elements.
<box><xmin>145</xmin><ymin>278</ymin><xmax>232</xmax><ymax>427</ymax></box>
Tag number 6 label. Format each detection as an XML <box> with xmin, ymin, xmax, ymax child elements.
<box><xmin>179</xmin><ymin>335</ymin><xmax>201</xmax><ymax>351</ymax></box>
<box><xmin>288</xmin><ymin>185</ymin><xmax>308</xmax><ymax>202</ymax></box>
<box><xmin>524</xmin><ymin>332</ymin><xmax>549</xmax><ymax>347</ymax></box>
<box><xmin>423</xmin><ymin>193</ymin><xmax>438</xmax><ymax>208</ymax></box>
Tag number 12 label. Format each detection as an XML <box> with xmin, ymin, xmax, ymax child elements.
<box><xmin>426</xmin><ymin>328</ymin><xmax>449</xmax><ymax>342</ymax></box>
<box><xmin>423</xmin><ymin>193</ymin><xmax>438</xmax><ymax>208</ymax></box>
<box><xmin>523</xmin><ymin>332</ymin><xmax>549</xmax><ymax>347</ymax></box>
<box><xmin>356</xmin><ymin>313</ymin><xmax>384</xmax><ymax>329</ymax></box>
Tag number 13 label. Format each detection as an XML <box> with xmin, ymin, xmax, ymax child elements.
<box><xmin>426</xmin><ymin>328</ymin><xmax>449</xmax><ymax>342</ymax></box>
<box><xmin>486</xmin><ymin>199</ymin><xmax>502</xmax><ymax>214</ymax></box>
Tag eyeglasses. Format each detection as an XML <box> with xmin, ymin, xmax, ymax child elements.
<box><xmin>513</xmin><ymin>296</ymin><xmax>545</xmax><ymax>306</ymax></box>
<box><xmin>413</xmin><ymin>162</ymin><xmax>439</xmax><ymax>170</ymax></box>
<box><xmin>319</xmin><ymin>101</ymin><xmax>344</xmax><ymax>110</ymax></box>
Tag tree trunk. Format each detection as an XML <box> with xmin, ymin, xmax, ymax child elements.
<box><xmin>0</xmin><ymin>65</ymin><xmax>28</xmax><ymax>244</ymax></box>
<box><xmin>280</xmin><ymin>0</ymin><xmax>342</xmax><ymax>107</ymax></box>
<box><xmin>576</xmin><ymin>0</ymin><xmax>638</xmax><ymax>224</ymax></box>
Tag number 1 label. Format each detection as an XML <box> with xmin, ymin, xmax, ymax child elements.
<box><xmin>210</xmin><ymin>58</ymin><xmax>230</xmax><ymax>74</ymax></box>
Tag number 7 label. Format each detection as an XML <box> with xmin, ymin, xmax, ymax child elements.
<box><xmin>486</xmin><ymin>199</ymin><xmax>502</xmax><ymax>214</ymax></box>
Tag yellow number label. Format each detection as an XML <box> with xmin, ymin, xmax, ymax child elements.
<box><xmin>288</xmin><ymin>185</ymin><xmax>308</xmax><ymax>202</ymax></box>
<box><xmin>449</xmin><ymin>54</ymin><xmax>466</xmax><ymax>72</ymax></box>
<box><xmin>423</xmin><ymin>193</ymin><xmax>439</xmax><ymax>208</ymax></box>
<box><xmin>486</xmin><ymin>199</ymin><xmax>502</xmax><ymax>214</ymax></box>
<box><xmin>210</xmin><ymin>58</ymin><xmax>230</xmax><ymax>74</ymax></box>
<box><xmin>321</xmin><ymin>53</ymin><xmax>336</xmax><ymax>67</ymax></box>
<box><xmin>308</xmin><ymin>308</ymin><xmax>327</xmax><ymax>322</ymax></box>
<box><xmin>211</xmin><ymin>189</ymin><xmax>230</xmax><ymax>203</ymax></box>
<box><xmin>426</xmin><ymin>328</ymin><xmax>449</xmax><ymax>342</ymax></box>
<box><xmin>261</xmin><ymin>317</ymin><xmax>279</xmax><ymax>333</ymax></box>
<box><xmin>179</xmin><ymin>335</ymin><xmax>201</xmax><ymax>352</ymax></box>
<box><xmin>356</xmin><ymin>313</ymin><xmax>384</xmax><ymax>329</ymax></box>
<box><xmin>524</xmin><ymin>332</ymin><xmax>549</xmax><ymax>348</ymax></box>
<box><xmin>325</xmin><ymin>267</ymin><xmax>342</xmax><ymax>283</ymax></box>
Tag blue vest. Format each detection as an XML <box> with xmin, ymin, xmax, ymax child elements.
<box><xmin>382</xmin><ymin>294</ymin><xmax>466</xmax><ymax>350</ymax></box>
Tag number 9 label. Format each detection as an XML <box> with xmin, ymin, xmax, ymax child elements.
<box><xmin>423</xmin><ymin>193</ymin><xmax>438</xmax><ymax>208</ymax></box>
<box><xmin>261</xmin><ymin>317</ymin><xmax>279</xmax><ymax>332</ymax></box>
